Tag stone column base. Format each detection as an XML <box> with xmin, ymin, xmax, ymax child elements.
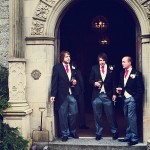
<box><xmin>3</xmin><ymin>106</ymin><xmax>32</xmax><ymax>139</ymax></box>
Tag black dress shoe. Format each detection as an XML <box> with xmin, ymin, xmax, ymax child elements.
<box><xmin>95</xmin><ymin>135</ymin><xmax>102</xmax><ymax>140</ymax></box>
<box><xmin>69</xmin><ymin>133</ymin><xmax>79</xmax><ymax>139</ymax></box>
<box><xmin>112</xmin><ymin>133</ymin><xmax>118</xmax><ymax>140</ymax></box>
<box><xmin>79</xmin><ymin>125</ymin><xmax>89</xmax><ymax>129</ymax></box>
<box><xmin>128</xmin><ymin>141</ymin><xmax>138</xmax><ymax>146</ymax></box>
<box><xmin>118</xmin><ymin>138</ymin><xmax>130</xmax><ymax>142</ymax></box>
<box><xmin>61</xmin><ymin>136</ymin><xmax>68</xmax><ymax>142</ymax></box>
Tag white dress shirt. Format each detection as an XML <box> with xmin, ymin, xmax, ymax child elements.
<box><xmin>100</xmin><ymin>64</ymin><xmax>107</xmax><ymax>93</ymax></box>
<box><xmin>124</xmin><ymin>67</ymin><xmax>132</xmax><ymax>98</ymax></box>
<box><xmin>63</xmin><ymin>63</ymin><xmax>72</xmax><ymax>94</ymax></box>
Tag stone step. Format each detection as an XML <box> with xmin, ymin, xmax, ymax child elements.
<box><xmin>33</xmin><ymin>137</ymin><xmax>147</xmax><ymax>150</ymax></box>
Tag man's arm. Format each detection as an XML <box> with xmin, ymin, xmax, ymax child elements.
<box><xmin>50</xmin><ymin>65</ymin><xmax>59</xmax><ymax>102</ymax></box>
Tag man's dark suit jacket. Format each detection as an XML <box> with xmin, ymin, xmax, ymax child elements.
<box><xmin>119</xmin><ymin>69</ymin><xmax>144</xmax><ymax>101</ymax></box>
<box><xmin>74</xmin><ymin>69</ymin><xmax>84</xmax><ymax>95</ymax></box>
<box><xmin>50</xmin><ymin>63</ymin><xmax>78</xmax><ymax>111</ymax></box>
<box><xmin>89</xmin><ymin>64</ymin><xmax>117</xmax><ymax>100</ymax></box>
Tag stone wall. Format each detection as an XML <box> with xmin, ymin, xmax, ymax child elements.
<box><xmin>0</xmin><ymin>0</ymin><xmax>9</xmax><ymax>68</ymax></box>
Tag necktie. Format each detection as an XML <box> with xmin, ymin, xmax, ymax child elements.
<box><xmin>124</xmin><ymin>69</ymin><xmax>129</xmax><ymax>78</ymax></box>
<box><xmin>101</xmin><ymin>66</ymin><xmax>104</xmax><ymax>74</ymax></box>
<box><xmin>65</xmin><ymin>64</ymin><xmax>69</xmax><ymax>73</ymax></box>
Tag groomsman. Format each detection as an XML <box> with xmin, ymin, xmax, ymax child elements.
<box><xmin>50</xmin><ymin>51</ymin><xmax>79</xmax><ymax>141</ymax></box>
<box><xmin>117</xmin><ymin>56</ymin><xmax>144</xmax><ymax>145</ymax></box>
<box><xmin>89</xmin><ymin>53</ymin><xmax>118</xmax><ymax>140</ymax></box>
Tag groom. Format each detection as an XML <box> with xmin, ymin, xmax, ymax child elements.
<box><xmin>50</xmin><ymin>51</ymin><xmax>79</xmax><ymax>141</ymax></box>
<box><xmin>117</xmin><ymin>56</ymin><xmax>144</xmax><ymax>145</ymax></box>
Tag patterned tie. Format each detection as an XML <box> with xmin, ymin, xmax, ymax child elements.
<box><xmin>65</xmin><ymin>64</ymin><xmax>69</xmax><ymax>73</ymax></box>
<box><xmin>101</xmin><ymin>65</ymin><xmax>104</xmax><ymax>74</ymax></box>
<box><xmin>124</xmin><ymin>69</ymin><xmax>129</xmax><ymax>78</ymax></box>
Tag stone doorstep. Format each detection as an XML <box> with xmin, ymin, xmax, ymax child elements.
<box><xmin>33</xmin><ymin>137</ymin><xmax>147</xmax><ymax>150</ymax></box>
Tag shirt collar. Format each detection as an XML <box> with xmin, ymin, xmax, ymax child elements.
<box><xmin>126</xmin><ymin>67</ymin><xmax>132</xmax><ymax>72</ymax></box>
<box><xmin>100</xmin><ymin>64</ymin><xmax>107</xmax><ymax>68</ymax></box>
<box><xmin>62</xmin><ymin>62</ymin><xmax>69</xmax><ymax>67</ymax></box>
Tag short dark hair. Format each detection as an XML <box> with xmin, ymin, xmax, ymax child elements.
<box><xmin>124</xmin><ymin>56</ymin><xmax>133</xmax><ymax>64</ymax></box>
<box><xmin>60</xmin><ymin>51</ymin><xmax>70</xmax><ymax>62</ymax></box>
<box><xmin>97</xmin><ymin>53</ymin><xmax>108</xmax><ymax>63</ymax></box>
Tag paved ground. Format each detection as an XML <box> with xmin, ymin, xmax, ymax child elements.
<box><xmin>49</xmin><ymin>137</ymin><xmax>146</xmax><ymax>146</ymax></box>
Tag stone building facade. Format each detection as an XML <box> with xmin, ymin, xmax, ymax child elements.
<box><xmin>0</xmin><ymin>0</ymin><xmax>9</xmax><ymax>68</ymax></box>
<box><xmin>0</xmin><ymin>0</ymin><xmax>150</xmax><ymax>143</ymax></box>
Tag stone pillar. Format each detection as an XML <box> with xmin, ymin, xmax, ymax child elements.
<box><xmin>3</xmin><ymin>58</ymin><xmax>32</xmax><ymax>138</ymax></box>
<box><xmin>25</xmin><ymin>36</ymin><xmax>55</xmax><ymax>141</ymax></box>
<box><xmin>141</xmin><ymin>34</ymin><xmax>150</xmax><ymax>142</ymax></box>
<box><xmin>3</xmin><ymin>0</ymin><xmax>32</xmax><ymax>139</ymax></box>
<box><xmin>9</xmin><ymin>0</ymin><xmax>24</xmax><ymax>58</ymax></box>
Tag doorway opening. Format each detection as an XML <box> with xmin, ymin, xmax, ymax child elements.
<box><xmin>58</xmin><ymin>0</ymin><xmax>140</xmax><ymax>138</ymax></box>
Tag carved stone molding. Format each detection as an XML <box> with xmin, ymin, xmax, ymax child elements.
<box><xmin>138</xmin><ymin>0</ymin><xmax>150</xmax><ymax>19</ymax></box>
<box><xmin>31</xmin><ymin>69</ymin><xmax>41</xmax><ymax>80</ymax></box>
<box><xmin>33</xmin><ymin>2</ymin><xmax>51</xmax><ymax>21</ymax></box>
<box><xmin>25</xmin><ymin>36</ymin><xmax>55</xmax><ymax>45</ymax></box>
<box><xmin>31</xmin><ymin>20</ymin><xmax>45</xmax><ymax>35</ymax></box>
<box><xmin>31</xmin><ymin>0</ymin><xmax>150</xmax><ymax>36</ymax></box>
<box><xmin>9</xmin><ymin>59</ymin><xmax>26</xmax><ymax>102</ymax></box>
<box><xmin>31</xmin><ymin>0</ymin><xmax>59</xmax><ymax>35</ymax></box>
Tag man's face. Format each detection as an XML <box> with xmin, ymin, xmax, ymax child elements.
<box><xmin>63</xmin><ymin>53</ymin><xmax>71</xmax><ymax>64</ymax></box>
<box><xmin>122</xmin><ymin>57</ymin><xmax>131</xmax><ymax>69</ymax></box>
<box><xmin>99</xmin><ymin>58</ymin><xmax>106</xmax><ymax>66</ymax></box>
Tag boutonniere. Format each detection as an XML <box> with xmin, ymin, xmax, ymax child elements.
<box><xmin>109</xmin><ymin>65</ymin><xmax>114</xmax><ymax>73</ymax></box>
<box><xmin>72</xmin><ymin>65</ymin><xmax>76</xmax><ymax>70</ymax></box>
<box><xmin>130</xmin><ymin>73</ymin><xmax>138</xmax><ymax>79</ymax></box>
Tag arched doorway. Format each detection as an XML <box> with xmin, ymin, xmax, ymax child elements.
<box><xmin>22</xmin><ymin>0</ymin><xmax>149</xmax><ymax>142</ymax></box>
<box><xmin>58</xmin><ymin>0</ymin><xmax>141</xmax><ymax>138</ymax></box>
<box><xmin>6</xmin><ymin>0</ymin><xmax>149</xmax><ymax>143</ymax></box>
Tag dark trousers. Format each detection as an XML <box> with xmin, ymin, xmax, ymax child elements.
<box><xmin>92</xmin><ymin>93</ymin><xmax>118</xmax><ymax>135</ymax></box>
<box><xmin>124</xmin><ymin>96</ymin><xmax>138</xmax><ymax>142</ymax></box>
<box><xmin>58</xmin><ymin>95</ymin><xmax>78</xmax><ymax>137</ymax></box>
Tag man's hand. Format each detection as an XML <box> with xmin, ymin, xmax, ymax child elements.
<box><xmin>112</xmin><ymin>95</ymin><xmax>117</xmax><ymax>106</ymax></box>
<box><xmin>112</xmin><ymin>95</ymin><xmax>117</xmax><ymax>101</ymax></box>
<box><xmin>94</xmin><ymin>82</ymin><xmax>101</xmax><ymax>87</ymax></box>
<box><xmin>116</xmin><ymin>87</ymin><xmax>122</xmax><ymax>94</ymax></box>
<box><xmin>50</xmin><ymin>97</ymin><xmax>55</xmax><ymax>103</ymax></box>
<box><xmin>72</xmin><ymin>79</ymin><xmax>77</xmax><ymax>85</ymax></box>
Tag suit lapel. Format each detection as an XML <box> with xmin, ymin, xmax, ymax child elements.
<box><xmin>104</xmin><ymin>66</ymin><xmax>110</xmax><ymax>81</ymax></box>
<box><xmin>97</xmin><ymin>65</ymin><xmax>102</xmax><ymax>80</ymax></box>
<box><xmin>60</xmin><ymin>64</ymin><xmax>70</xmax><ymax>82</ymax></box>
<box><xmin>125</xmin><ymin>69</ymin><xmax>135</xmax><ymax>86</ymax></box>
<box><xmin>121</xmin><ymin>71</ymin><xmax>125</xmax><ymax>87</ymax></box>
<box><xmin>101</xmin><ymin>65</ymin><xmax>110</xmax><ymax>82</ymax></box>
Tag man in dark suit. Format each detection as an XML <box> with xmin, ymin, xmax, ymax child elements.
<box><xmin>50</xmin><ymin>51</ymin><xmax>79</xmax><ymax>142</ymax></box>
<box><xmin>117</xmin><ymin>56</ymin><xmax>144</xmax><ymax>145</ymax></box>
<box><xmin>89</xmin><ymin>53</ymin><xmax>118</xmax><ymax>140</ymax></box>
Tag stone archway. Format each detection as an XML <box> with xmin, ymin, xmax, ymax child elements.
<box><xmin>30</xmin><ymin>0</ymin><xmax>150</xmax><ymax>142</ymax></box>
<box><xmin>5</xmin><ymin>0</ymin><xmax>150</xmax><ymax>142</ymax></box>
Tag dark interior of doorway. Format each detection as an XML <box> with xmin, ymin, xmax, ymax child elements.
<box><xmin>59</xmin><ymin>0</ymin><xmax>140</xmax><ymax>138</ymax></box>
